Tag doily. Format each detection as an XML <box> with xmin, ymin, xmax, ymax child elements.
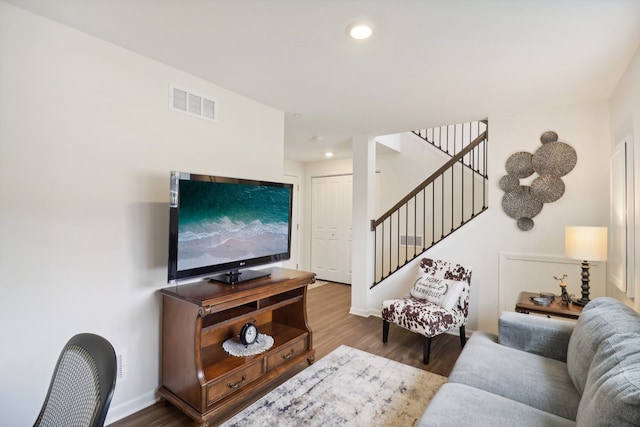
<box><xmin>222</xmin><ymin>333</ymin><xmax>274</xmax><ymax>357</ymax></box>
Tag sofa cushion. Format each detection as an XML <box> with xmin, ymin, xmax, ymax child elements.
<box><xmin>567</xmin><ymin>297</ymin><xmax>640</xmax><ymax>394</ymax></box>
<box><xmin>448</xmin><ymin>332</ymin><xmax>580</xmax><ymax>420</ymax></box>
<box><xmin>418</xmin><ymin>383</ymin><xmax>576</xmax><ymax>427</ymax></box>
<box><xmin>499</xmin><ymin>311</ymin><xmax>574</xmax><ymax>362</ymax></box>
<box><xmin>576</xmin><ymin>333</ymin><xmax>640</xmax><ymax>427</ymax></box>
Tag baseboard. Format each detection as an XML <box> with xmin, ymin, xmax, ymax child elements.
<box><xmin>350</xmin><ymin>305</ymin><xmax>388</xmax><ymax>318</ymax></box>
<box><xmin>105</xmin><ymin>390</ymin><xmax>157</xmax><ymax>425</ymax></box>
<box><xmin>308</xmin><ymin>280</ymin><xmax>330</xmax><ymax>290</ymax></box>
<box><xmin>349</xmin><ymin>306</ymin><xmax>370</xmax><ymax>317</ymax></box>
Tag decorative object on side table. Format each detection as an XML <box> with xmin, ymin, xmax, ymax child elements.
<box><xmin>530</xmin><ymin>290</ymin><xmax>555</xmax><ymax>306</ymax></box>
<box><xmin>530</xmin><ymin>296</ymin><xmax>552</xmax><ymax>306</ymax></box>
<box><xmin>553</xmin><ymin>274</ymin><xmax>572</xmax><ymax>305</ymax></box>
<box><xmin>565</xmin><ymin>226</ymin><xmax>608</xmax><ymax>306</ymax></box>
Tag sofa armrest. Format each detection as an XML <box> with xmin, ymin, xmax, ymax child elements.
<box><xmin>498</xmin><ymin>311</ymin><xmax>575</xmax><ymax>362</ymax></box>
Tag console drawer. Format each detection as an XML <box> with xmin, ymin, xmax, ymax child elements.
<box><xmin>266</xmin><ymin>336</ymin><xmax>308</xmax><ymax>371</ymax></box>
<box><xmin>206</xmin><ymin>360</ymin><xmax>264</xmax><ymax>406</ymax></box>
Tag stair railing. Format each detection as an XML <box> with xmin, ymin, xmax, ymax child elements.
<box><xmin>413</xmin><ymin>120</ymin><xmax>487</xmax><ymax>170</ymax></box>
<box><xmin>370</xmin><ymin>129</ymin><xmax>488</xmax><ymax>288</ymax></box>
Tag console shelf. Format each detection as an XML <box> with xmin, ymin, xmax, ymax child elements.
<box><xmin>158</xmin><ymin>268</ymin><xmax>316</xmax><ymax>427</ymax></box>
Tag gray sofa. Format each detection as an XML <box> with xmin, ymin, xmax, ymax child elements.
<box><xmin>419</xmin><ymin>297</ymin><xmax>640</xmax><ymax>426</ymax></box>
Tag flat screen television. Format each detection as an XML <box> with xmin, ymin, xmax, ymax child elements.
<box><xmin>168</xmin><ymin>171</ymin><xmax>293</xmax><ymax>284</ymax></box>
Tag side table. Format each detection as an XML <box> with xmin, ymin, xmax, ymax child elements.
<box><xmin>515</xmin><ymin>291</ymin><xmax>583</xmax><ymax>320</ymax></box>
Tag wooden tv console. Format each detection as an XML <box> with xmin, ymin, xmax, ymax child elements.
<box><xmin>158</xmin><ymin>268</ymin><xmax>316</xmax><ymax>426</ymax></box>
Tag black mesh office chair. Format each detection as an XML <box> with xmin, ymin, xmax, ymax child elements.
<box><xmin>34</xmin><ymin>333</ymin><xmax>117</xmax><ymax>427</ymax></box>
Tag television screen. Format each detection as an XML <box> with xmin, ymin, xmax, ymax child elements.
<box><xmin>168</xmin><ymin>172</ymin><xmax>293</xmax><ymax>284</ymax></box>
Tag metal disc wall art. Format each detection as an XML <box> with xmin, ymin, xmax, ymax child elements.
<box><xmin>502</xmin><ymin>186</ymin><xmax>543</xmax><ymax>219</ymax></box>
<box><xmin>505</xmin><ymin>151</ymin><xmax>535</xmax><ymax>178</ymax></box>
<box><xmin>540</xmin><ymin>131</ymin><xmax>559</xmax><ymax>145</ymax></box>
<box><xmin>517</xmin><ymin>217</ymin><xmax>535</xmax><ymax>231</ymax></box>
<box><xmin>501</xmin><ymin>131</ymin><xmax>577</xmax><ymax>231</ymax></box>
<box><xmin>532</xmin><ymin>142</ymin><xmax>577</xmax><ymax>176</ymax></box>
<box><xmin>499</xmin><ymin>174</ymin><xmax>520</xmax><ymax>193</ymax></box>
<box><xmin>530</xmin><ymin>174</ymin><xmax>565</xmax><ymax>203</ymax></box>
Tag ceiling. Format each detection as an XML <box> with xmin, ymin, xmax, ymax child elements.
<box><xmin>6</xmin><ymin>0</ymin><xmax>640</xmax><ymax>162</ymax></box>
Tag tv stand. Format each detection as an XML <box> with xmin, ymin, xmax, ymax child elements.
<box><xmin>159</xmin><ymin>268</ymin><xmax>315</xmax><ymax>426</ymax></box>
<box><xmin>207</xmin><ymin>268</ymin><xmax>271</xmax><ymax>285</ymax></box>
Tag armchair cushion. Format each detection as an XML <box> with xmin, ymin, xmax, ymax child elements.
<box><xmin>382</xmin><ymin>297</ymin><xmax>464</xmax><ymax>337</ymax></box>
<box><xmin>410</xmin><ymin>274</ymin><xmax>465</xmax><ymax>311</ymax></box>
<box><xmin>418</xmin><ymin>258</ymin><xmax>472</xmax><ymax>314</ymax></box>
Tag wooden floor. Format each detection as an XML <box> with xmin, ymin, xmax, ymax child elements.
<box><xmin>110</xmin><ymin>282</ymin><xmax>463</xmax><ymax>426</ymax></box>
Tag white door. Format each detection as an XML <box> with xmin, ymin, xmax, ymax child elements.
<box><xmin>282</xmin><ymin>174</ymin><xmax>300</xmax><ymax>270</ymax></box>
<box><xmin>311</xmin><ymin>175</ymin><xmax>352</xmax><ymax>283</ymax></box>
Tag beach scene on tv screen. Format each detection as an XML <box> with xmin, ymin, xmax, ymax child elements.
<box><xmin>177</xmin><ymin>180</ymin><xmax>290</xmax><ymax>271</ymax></box>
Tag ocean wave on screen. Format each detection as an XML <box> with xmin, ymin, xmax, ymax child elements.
<box><xmin>179</xmin><ymin>217</ymin><xmax>288</xmax><ymax>248</ymax></box>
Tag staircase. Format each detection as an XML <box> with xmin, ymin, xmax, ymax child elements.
<box><xmin>370</xmin><ymin>120</ymin><xmax>488</xmax><ymax>287</ymax></box>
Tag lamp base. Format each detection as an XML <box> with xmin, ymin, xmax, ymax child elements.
<box><xmin>573</xmin><ymin>260</ymin><xmax>592</xmax><ymax>307</ymax></box>
<box><xmin>572</xmin><ymin>298</ymin><xmax>590</xmax><ymax>307</ymax></box>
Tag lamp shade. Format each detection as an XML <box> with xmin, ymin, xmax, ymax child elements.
<box><xmin>565</xmin><ymin>226</ymin><xmax>608</xmax><ymax>261</ymax></box>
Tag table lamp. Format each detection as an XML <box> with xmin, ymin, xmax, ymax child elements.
<box><xmin>565</xmin><ymin>226</ymin><xmax>607</xmax><ymax>306</ymax></box>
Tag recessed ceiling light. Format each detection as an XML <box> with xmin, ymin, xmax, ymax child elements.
<box><xmin>348</xmin><ymin>24</ymin><xmax>373</xmax><ymax>40</ymax></box>
<box><xmin>325</xmin><ymin>152</ymin><xmax>334</xmax><ymax>158</ymax></box>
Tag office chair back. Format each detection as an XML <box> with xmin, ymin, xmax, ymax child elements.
<box><xmin>34</xmin><ymin>333</ymin><xmax>117</xmax><ymax>427</ymax></box>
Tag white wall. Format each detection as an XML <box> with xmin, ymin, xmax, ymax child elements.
<box><xmin>375</xmin><ymin>133</ymin><xmax>453</xmax><ymax>217</ymax></box>
<box><xmin>0</xmin><ymin>3</ymin><xmax>284</xmax><ymax>425</ymax></box>
<box><xmin>366</xmin><ymin>101</ymin><xmax>611</xmax><ymax>333</ymax></box>
<box><xmin>608</xmin><ymin>46</ymin><xmax>640</xmax><ymax>312</ymax></box>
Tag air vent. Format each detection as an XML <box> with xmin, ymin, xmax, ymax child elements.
<box><xmin>400</xmin><ymin>235</ymin><xmax>423</xmax><ymax>246</ymax></box>
<box><xmin>169</xmin><ymin>84</ymin><xmax>217</xmax><ymax>122</ymax></box>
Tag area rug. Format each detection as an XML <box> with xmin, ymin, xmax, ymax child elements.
<box><xmin>221</xmin><ymin>345</ymin><xmax>447</xmax><ymax>427</ymax></box>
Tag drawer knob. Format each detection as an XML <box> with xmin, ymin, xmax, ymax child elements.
<box><xmin>282</xmin><ymin>349</ymin><xmax>295</xmax><ymax>360</ymax></box>
<box><xmin>227</xmin><ymin>374</ymin><xmax>247</xmax><ymax>389</ymax></box>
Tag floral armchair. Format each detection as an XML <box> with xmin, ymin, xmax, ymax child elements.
<box><xmin>381</xmin><ymin>258</ymin><xmax>472</xmax><ymax>364</ymax></box>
